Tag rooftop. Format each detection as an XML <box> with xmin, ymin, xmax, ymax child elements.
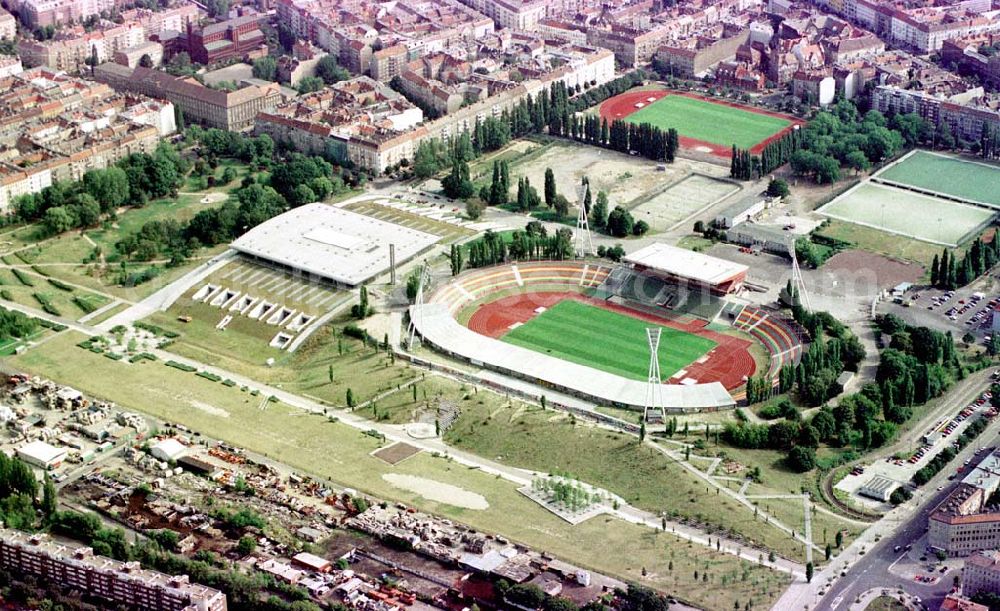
<box><xmin>623</xmin><ymin>243</ymin><xmax>749</xmax><ymax>286</ymax></box>
<box><xmin>231</xmin><ymin>203</ymin><xmax>438</xmax><ymax>286</ymax></box>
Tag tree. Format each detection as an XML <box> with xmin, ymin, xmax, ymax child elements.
<box><xmin>351</xmin><ymin>285</ymin><xmax>370</xmax><ymax>319</ymax></box>
<box><xmin>544</xmin><ymin>168</ymin><xmax>557</xmax><ymax>208</ymax></box>
<box><xmin>606</xmin><ymin>206</ymin><xmax>634</xmax><ymax>237</ymax></box>
<box><xmin>297</xmin><ymin>76</ymin><xmax>324</xmax><ymax>94</ymax></box>
<box><xmin>632</xmin><ymin>220</ymin><xmax>649</xmax><ymax>236</ymax></box>
<box><xmin>206</xmin><ymin>0</ymin><xmax>229</xmax><ymax>17</ymax></box>
<box><xmin>138</xmin><ymin>53</ymin><xmax>154</xmax><ymax>68</ymax></box>
<box><xmin>236</xmin><ymin>535</ymin><xmax>256</xmax><ymax>556</ymax></box>
<box><xmin>43</xmin><ymin>206</ymin><xmax>75</xmax><ymax>235</ymax></box>
<box><xmin>825</xmin><ymin>544</ymin><xmax>832</xmax><ymax>561</ymax></box>
<box><xmin>805</xmin><ymin>561</ymin><xmax>814</xmax><ymax>583</ymax></box>
<box><xmin>552</xmin><ymin>195</ymin><xmax>570</xmax><ymax>219</ymax></box>
<box><xmin>251</xmin><ymin>56</ymin><xmax>277</xmax><ymax>81</ymax></box>
<box><xmin>346</xmin><ymin>388</ymin><xmax>355</xmax><ymax>408</ymax></box>
<box><xmin>786</xmin><ymin>446</ymin><xmax>816</xmax><ymax>472</ymax></box>
<box><xmin>592</xmin><ymin>191</ymin><xmax>608</xmax><ymax>229</ymax></box>
<box><xmin>405</xmin><ymin>271</ymin><xmax>421</xmax><ymax>303</ymax></box>
<box><xmin>316</xmin><ymin>55</ymin><xmax>349</xmax><ymax>84</ymax></box>
<box><xmin>41</xmin><ymin>474</ymin><xmax>57</xmax><ymax>519</ymax></box>
<box><xmin>442</xmin><ymin>159</ymin><xmax>474</xmax><ymax>200</ymax></box>
<box><xmin>766</xmin><ymin>178</ymin><xmax>789</xmax><ymax>198</ymax></box>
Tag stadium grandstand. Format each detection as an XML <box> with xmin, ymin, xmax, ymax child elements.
<box><xmin>622</xmin><ymin>243</ymin><xmax>749</xmax><ymax>295</ymax></box>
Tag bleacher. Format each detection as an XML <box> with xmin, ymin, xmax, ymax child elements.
<box><xmin>732</xmin><ymin>306</ymin><xmax>805</xmax><ymax>378</ymax></box>
<box><xmin>431</xmin><ymin>262</ymin><xmax>613</xmax><ymax>314</ymax></box>
<box><xmin>597</xmin><ymin>266</ymin><xmax>725</xmax><ymax>321</ymax></box>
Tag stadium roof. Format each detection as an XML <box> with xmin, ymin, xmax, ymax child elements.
<box><xmin>231</xmin><ymin>203</ymin><xmax>439</xmax><ymax>286</ymax></box>
<box><xmin>410</xmin><ymin>303</ymin><xmax>734</xmax><ymax>410</ymax></box>
<box><xmin>623</xmin><ymin>243</ymin><xmax>749</xmax><ymax>287</ymax></box>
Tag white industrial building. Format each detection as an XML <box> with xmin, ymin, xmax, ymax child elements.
<box><xmin>150</xmin><ymin>438</ymin><xmax>188</xmax><ymax>462</ymax></box>
<box><xmin>17</xmin><ymin>440</ymin><xmax>68</xmax><ymax>470</ymax></box>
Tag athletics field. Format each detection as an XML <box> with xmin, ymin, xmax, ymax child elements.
<box><xmin>599</xmin><ymin>91</ymin><xmax>800</xmax><ymax>156</ymax></box>
<box><xmin>500</xmin><ymin>299</ymin><xmax>716</xmax><ymax>380</ymax></box>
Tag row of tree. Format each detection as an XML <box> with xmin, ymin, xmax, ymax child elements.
<box><xmin>729</xmin><ymin>130</ymin><xmax>804</xmax><ymax>181</ymax></box>
<box><xmin>930</xmin><ymin>235</ymin><xmax>1000</xmax><ymax>290</ymax></box>
<box><xmin>465</xmin><ymin>225</ymin><xmax>574</xmax><ymax>269</ymax></box>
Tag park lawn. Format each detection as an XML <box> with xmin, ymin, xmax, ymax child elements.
<box><xmin>15</xmin><ymin>234</ymin><xmax>95</xmax><ymax>266</ymax></box>
<box><xmin>625</xmin><ymin>95</ymin><xmax>791</xmax><ymax>149</ymax></box>
<box><xmin>813</xmin><ymin>220</ymin><xmax>944</xmax><ymax>268</ymax></box>
<box><xmin>877</xmin><ymin>151</ymin><xmax>1000</xmax><ymax>206</ymax></box>
<box><xmin>149</xmin><ymin>317</ymin><xmax>420</xmax><ymax>409</ymax></box>
<box><xmin>501</xmin><ymin>300</ymin><xmax>716</xmax><ymax>380</ymax></box>
<box><xmin>0</xmin><ymin>272</ymin><xmax>111</xmax><ymax>319</ymax></box>
<box><xmin>865</xmin><ymin>596</ymin><xmax>907</xmax><ymax>611</ymax></box>
<box><xmin>10</xmin><ymin>331</ymin><xmax>787</xmax><ymax>610</ymax></box>
<box><xmin>445</xmin><ymin>398</ymin><xmax>809</xmax><ymax>562</ymax></box>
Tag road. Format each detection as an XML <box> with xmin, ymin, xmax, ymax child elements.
<box><xmin>773</xmin><ymin>370</ymin><xmax>1000</xmax><ymax>610</ymax></box>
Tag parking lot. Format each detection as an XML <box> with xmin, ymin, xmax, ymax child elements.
<box><xmin>880</xmin><ymin>272</ymin><xmax>1000</xmax><ymax>342</ymax></box>
<box><xmin>835</xmin><ymin>388</ymin><xmax>997</xmax><ymax>508</ymax></box>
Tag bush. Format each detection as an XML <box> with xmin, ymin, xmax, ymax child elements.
<box><xmin>47</xmin><ymin>278</ymin><xmax>73</xmax><ymax>291</ymax></box>
<box><xmin>12</xmin><ymin>269</ymin><xmax>34</xmax><ymax>286</ymax></box>
<box><xmin>72</xmin><ymin>296</ymin><xmax>96</xmax><ymax>313</ymax></box>
<box><xmin>0</xmin><ymin>290</ymin><xmax>11</xmax><ymax>301</ymax></box>
<box><xmin>889</xmin><ymin>487</ymin><xmax>912</xmax><ymax>505</ymax></box>
<box><xmin>196</xmin><ymin>371</ymin><xmax>222</xmax><ymax>382</ymax></box>
<box><xmin>165</xmin><ymin>360</ymin><xmax>197</xmax><ymax>372</ymax></box>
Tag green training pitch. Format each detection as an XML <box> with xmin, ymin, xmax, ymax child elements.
<box><xmin>817</xmin><ymin>182</ymin><xmax>993</xmax><ymax>246</ymax></box>
<box><xmin>500</xmin><ymin>300</ymin><xmax>716</xmax><ymax>380</ymax></box>
<box><xmin>875</xmin><ymin>150</ymin><xmax>1000</xmax><ymax>207</ymax></box>
<box><xmin>625</xmin><ymin>95</ymin><xmax>792</xmax><ymax>149</ymax></box>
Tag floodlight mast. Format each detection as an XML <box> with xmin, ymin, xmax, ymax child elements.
<box><xmin>644</xmin><ymin>327</ymin><xmax>665</xmax><ymax>423</ymax></box>
<box><xmin>574</xmin><ymin>182</ymin><xmax>594</xmax><ymax>258</ymax></box>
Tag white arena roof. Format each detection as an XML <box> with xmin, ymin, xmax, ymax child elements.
<box><xmin>623</xmin><ymin>243</ymin><xmax>749</xmax><ymax>287</ymax></box>
<box><xmin>410</xmin><ymin>303</ymin><xmax>734</xmax><ymax>410</ymax></box>
<box><xmin>231</xmin><ymin>203</ymin><xmax>439</xmax><ymax>286</ymax></box>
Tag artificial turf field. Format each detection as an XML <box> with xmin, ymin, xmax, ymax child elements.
<box><xmin>875</xmin><ymin>150</ymin><xmax>1000</xmax><ymax>206</ymax></box>
<box><xmin>624</xmin><ymin>95</ymin><xmax>792</xmax><ymax>149</ymax></box>
<box><xmin>500</xmin><ymin>299</ymin><xmax>716</xmax><ymax>380</ymax></box>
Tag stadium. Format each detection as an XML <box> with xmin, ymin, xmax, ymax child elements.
<box><xmin>409</xmin><ymin>244</ymin><xmax>806</xmax><ymax>413</ymax></box>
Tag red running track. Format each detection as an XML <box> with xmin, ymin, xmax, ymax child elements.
<box><xmin>467</xmin><ymin>292</ymin><xmax>755</xmax><ymax>390</ymax></box>
<box><xmin>597</xmin><ymin>90</ymin><xmax>804</xmax><ymax>158</ymax></box>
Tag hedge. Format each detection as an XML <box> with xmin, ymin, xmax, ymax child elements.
<box><xmin>12</xmin><ymin>270</ymin><xmax>33</xmax><ymax>286</ymax></box>
<box><xmin>103</xmin><ymin>352</ymin><xmax>124</xmax><ymax>361</ymax></box>
<box><xmin>222</xmin><ymin>379</ymin><xmax>237</xmax><ymax>387</ymax></box>
<box><xmin>165</xmin><ymin>360</ymin><xmax>197</xmax><ymax>373</ymax></box>
<box><xmin>135</xmin><ymin>322</ymin><xmax>181</xmax><ymax>339</ymax></box>
<box><xmin>0</xmin><ymin>290</ymin><xmax>11</xmax><ymax>301</ymax></box>
<box><xmin>48</xmin><ymin>278</ymin><xmax>73</xmax><ymax>292</ymax></box>
<box><xmin>30</xmin><ymin>265</ymin><xmax>50</xmax><ymax>277</ymax></box>
<box><xmin>72</xmin><ymin>296</ymin><xmax>96</xmax><ymax>314</ymax></box>
<box><xmin>196</xmin><ymin>371</ymin><xmax>222</xmax><ymax>382</ymax></box>
<box><xmin>32</xmin><ymin>293</ymin><xmax>61</xmax><ymax>317</ymax></box>
<box><xmin>129</xmin><ymin>353</ymin><xmax>157</xmax><ymax>363</ymax></box>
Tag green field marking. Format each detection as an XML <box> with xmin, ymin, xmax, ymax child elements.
<box><xmin>624</xmin><ymin>96</ymin><xmax>792</xmax><ymax>149</ymax></box>
<box><xmin>876</xmin><ymin>151</ymin><xmax>1000</xmax><ymax>206</ymax></box>
<box><xmin>501</xmin><ymin>300</ymin><xmax>715</xmax><ymax>379</ymax></box>
<box><xmin>817</xmin><ymin>182</ymin><xmax>993</xmax><ymax>246</ymax></box>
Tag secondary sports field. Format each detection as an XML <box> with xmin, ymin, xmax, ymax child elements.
<box><xmin>500</xmin><ymin>299</ymin><xmax>716</xmax><ymax>380</ymax></box>
<box><xmin>817</xmin><ymin>182</ymin><xmax>994</xmax><ymax>246</ymax></box>
<box><xmin>875</xmin><ymin>150</ymin><xmax>1000</xmax><ymax>207</ymax></box>
<box><xmin>599</xmin><ymin>91</ymin><xmax>797</xmax><ymax>155</ymax></box>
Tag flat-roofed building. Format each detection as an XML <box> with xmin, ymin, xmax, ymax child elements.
<box><xmin>16</xmin><ymin>440</ymin><xmax>67</xmax><ymax>470</ymax></box>
<box><xmin>0</xmin><ymin>529</ymin><xmax>226</xmax><ymax>610</ymax></box>
<box><xmin>622</xmin><ymin>243</ymin><xmax>749</xmax><ymax>296</ymax></box>
<box><xmin>231</xmin><ymin>203</ymin><xmax>439</xmax><ymax>287</ymax></box>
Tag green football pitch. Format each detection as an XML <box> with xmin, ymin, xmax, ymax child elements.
<box><xmin>876</xmin><ymin>151</ymin><xmax>1000</xmax><ymax>207</ymax></box>
<box><xmin>625</xmin><ymin>95</ymin><xmax>792</xmax><ymax>149</ymax></box>
<box><xmin>500</xmin><ymin>300</ymin><xmax>716</xmax><ymax>380</ymax></box>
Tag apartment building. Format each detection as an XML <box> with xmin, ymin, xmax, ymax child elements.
<box><xmin>0</xmin><ymin>529</ymin><xmax>226</xmax><ymax>611</ymax></box>
<box><xmin>20</xmin><ymin>22</ymin><xmax>146</xmax><ymax>72</ymax></box>
<box><xmin>95</xmin><ymin>64</ymin><xmax>281</xmax><ymax>131</ymax></box>
<box><xmin>929</xmin><ymin>452</ymin><xmax>1000</xmax><ymax>555</ymax></box>
<box><xmin>16</xmin><ymin>0</ymin><xmax>114</xmax><ymax>28</ymax></box>
<box><xmin>963</xmin><ymin>550</ymin><xmax>1000</xmax><ymax>598</ymax></box>
<box><xmin>0</xmin><ymin>9</ymin><xmax>16</xmax><ymax>39</ymax></box>
<box><xmin>457</xmin><ymin>0</ymin><xmax>546</xmax><ymax>31</ymax></box>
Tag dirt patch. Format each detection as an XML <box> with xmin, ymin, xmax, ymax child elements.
<box><xmin>189</xmin><ymin>400</ymin><xmax>230</xmax><ymax>418</ymax></box>
<box><xmin>382</xmin><ymin>473</ymin><xmax>489</xmax><ymax>510</ymax></box>
<box><xmin>372</xmin><ymin>442</ymin><xmax>422</xmax><ymax>465</ymax></box>
<box><xmin>823</xmin><ymin>250</ymin><xmax>924</xmax><ymax>289</ymax></box>
<box><xmin>505</xmin><ymin>142</ymin><xmax>726</xmax><ymax>215</ymax></box>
